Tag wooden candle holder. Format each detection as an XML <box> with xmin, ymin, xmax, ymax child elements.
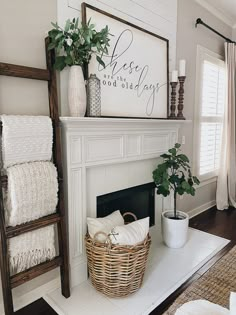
<box><xmin>169</xmin><ymin>82</ymin><xmax>178</xmax><ymax>118</ymax></box>
<box><xmin>176</xmin><ymin>76</ymin><xmax>186</xmax><ymax>120</ymax></box>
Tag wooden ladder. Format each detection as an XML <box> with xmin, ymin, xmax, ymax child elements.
<box><xmin>0</xmin><ymin>38</ymin><xmax>70</xmax><ymax>315</ymax></box>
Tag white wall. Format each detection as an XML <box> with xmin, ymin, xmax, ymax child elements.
<box><xmin>232</xmin><ymin>27</ymin><xmax>236</xmax><ymax>40</ymax></box>
<box><xmin>58</xmin><ymin>0</ymin><xmax>178</xmax><ymax>116</ymax></box>
<box><xmin>0</xmin><ymin>0</ymin><xmax>57</xmax><ymax>116</ymax></box>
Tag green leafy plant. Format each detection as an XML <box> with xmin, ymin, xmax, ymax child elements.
<box><xmin>152</xmin><ymin>143</ymin><xmax>200</xmax><ymax>219</ymax></box>
<box><xmin>47</xmin><ymin>18</ymin><xmax>111</xmax><ymax>71</ymax></box>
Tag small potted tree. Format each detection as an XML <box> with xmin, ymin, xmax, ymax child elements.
<box><xmin>152</xmin><ymin>143</ymin><xmax>200</xmax><ymax>248</ymax></box>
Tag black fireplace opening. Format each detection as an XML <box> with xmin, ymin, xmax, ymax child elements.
<box><xmin>97</xmin><ymin>182</ymin><xmax>155</xmax><ymax>227</ymax></box>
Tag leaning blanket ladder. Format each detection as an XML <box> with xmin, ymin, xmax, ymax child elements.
<box><xmin>0</xmin><ymin>38</ymin><xmax>70</xmax><ymax>315</ymax></box>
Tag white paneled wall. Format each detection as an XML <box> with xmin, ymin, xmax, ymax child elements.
<box><xmin>57</xmin><ymin>0</ymin><xmax>178</xmax><ymax>116</ymax></box>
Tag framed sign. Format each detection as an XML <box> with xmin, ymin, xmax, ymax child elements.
<box><xmin>82</xmin><ymin>3</ymin><xmax>169</xmax><ymax>119</ymax></box>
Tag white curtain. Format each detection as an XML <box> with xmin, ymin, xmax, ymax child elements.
<box><xmin>216</xmin><ymin>43</ymin><xmax>236</xmax><ymax>210</ymax></box>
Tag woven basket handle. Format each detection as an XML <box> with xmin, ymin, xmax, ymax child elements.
<box><xmin>123</xmin><ymin>212</ymin><xmax>137</xmax><ymax>224</ymax></box>
<box><xmin>93</xmin><ymin>231</ymin><xmax>112</xmax><ymax>248</ymax></box>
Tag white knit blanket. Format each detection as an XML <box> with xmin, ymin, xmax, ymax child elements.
<box><xmin>1</xmin><ymin>115</ymin><xmax>53</xmax><ymax>168</ymax></box>
<box><xmin>5</xmin><ymin>161</ymin><xmax>58</xmax><ymax>227</ymax></box>
<box><xmin>9</xmin><ymin>226</ymin><xmax>56</xmax><ymax>275</ymax></box>
<box><xmin>175</xmin><ymin>300</ymin><xmax>229</xmax><ymax>315</ymax></box>
<box><xmin>175</xmin><ymin>293</ymin><xmax>236</xmax><ymax>314</ymax></box>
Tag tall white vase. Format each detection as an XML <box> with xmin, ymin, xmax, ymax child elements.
<box><xmin>68</xmin><ymin>65</ymin><xmax>87</xmax><ymax>117</ymax></box>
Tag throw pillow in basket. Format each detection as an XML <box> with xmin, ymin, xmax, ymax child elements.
<box><xmin>109</xmin><ymin>216</ymin><xmax>149</xmax><ymax>246</ymax></box>
<box><xmin>87</xmin><ymin>210</ymin><xmax>124</xmax><ymax>241</ymax></box>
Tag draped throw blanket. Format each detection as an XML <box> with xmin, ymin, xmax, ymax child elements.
<box><xmin>1</xmin><ymin>115</ymin><xmax>53</xmax><ymax>168</ymax></box>
<box><xmin>217</xmin><ymin>43</ymin><xmax>236</xmax><ymax>210</ymax></box>
<box><xmin>9</xmin><ymin>226</ymin><xmax>56</xmax><ymax>275</ymax></box>
<box><xmin>1</xmin><ymin>115</ymin><xmax>57</xmax><ymax>273</ymax></box>
<box><xmin>5</xmin><ymin>161</ymin><xmax>58</xmax><ymax>227</ymax></box>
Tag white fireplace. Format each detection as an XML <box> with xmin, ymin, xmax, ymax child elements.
<box><xmin>42</xmin><ymin>117</ymin><xmax>229</xmax><ymax>315</ymax></box>
<box><xmin>61</xmin><ymin>117</ymin><xmax>184</xmax><ymax>287</ymax></box>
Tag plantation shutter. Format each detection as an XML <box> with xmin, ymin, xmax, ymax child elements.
<box><xmin>198</xmin><ymin>58</ymin><xmax>226</xmax><ymax>177</ymax></box>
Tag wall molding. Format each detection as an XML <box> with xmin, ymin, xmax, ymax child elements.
<box><xmin>192</xmin><ymin>45</ymin><xmax>224</xmax><ymax>180</ymax></box>
<box><xmin>188</xmin><ymin>200</ymin><xmax>216</xmax><ymax>219</ymax></box>
<box><xmin>196</xmin><ymin>176</ymin><xmax>216</xmax><ymax>189</ymax></box>
<box><xmin>195</xmin><ymin>0</ymin><xmax>235</xmax><ymax>28</ymax></box>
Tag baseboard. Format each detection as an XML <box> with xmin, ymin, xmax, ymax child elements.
<box><xmin>0</xmin><ymin>277</ymin><xmax>60</xmax><ymax>314</ymax></box>
<box><xmin>188</xmin><ymin>200</ymin><xmax>216</xmax><ymax>219</ymax></box>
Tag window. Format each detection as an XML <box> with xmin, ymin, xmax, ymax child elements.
<box><xmin>194</xmin><ymin>46</ymin><xmax>226</xmax><ymax>181</ymax></box>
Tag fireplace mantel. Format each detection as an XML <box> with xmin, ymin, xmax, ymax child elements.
<box><xmin>60</xmin><ymin>116</ymin><xmax>190</xmax><ymax>130</ymax></box>
<box><xmin>60</xmin><ymin>116</ymin><xmax>191</xmax><ymax>287</ymax></box>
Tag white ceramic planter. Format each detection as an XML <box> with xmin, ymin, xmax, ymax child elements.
<box><xmin>161</xmin><ymin>210</ymin><xmax>189</xmax><ymax>248</ymax></box>
<box><xmin>68</xmin><ymin>65</ymin><xmax>87</xmax><ymax>117</ymax></box>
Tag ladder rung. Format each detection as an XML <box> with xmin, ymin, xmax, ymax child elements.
<box><xmin>0</xmin><ymin>175</ymin><xmax>7</xmax><ymax>188</ymax></box>
<box><xmin>0</xmin><ymin>41</ymin><xmax>70</xmax><ymax>315</ymax></box>
<box><xmin>6</xmin><ymin>213</ymin><xmax>61</xmax><ymax>238</ymax></box>
<box><xmin>0</xmin><ymin>62</ymin><xmax>50</xmax><ymax>81</ymax></box>
<box><xmin>10</xmin><ymin>256</ymin><xmax>62</xmax><ymax>288</ymax></box>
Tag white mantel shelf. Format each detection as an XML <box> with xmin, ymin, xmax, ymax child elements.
<box><xmin>60</xmin><ymin>117</ymin><xmax>191</xmax><ymax>130</ymax></box>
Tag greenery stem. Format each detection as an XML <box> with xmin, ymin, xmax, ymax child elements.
<box><xmin>174</xmin><ymin>191</ymin><xmax>177</xmax><ymax>219</ymax></box>
<box><xmin>48</xmin><ymin>18</ymin><xmax>110</xmax><ymax>71</ymax></box>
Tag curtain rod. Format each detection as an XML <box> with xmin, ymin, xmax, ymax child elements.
<box><xmin>195</xmin><ymin>18</ymin><xmax>235</xmax><ymax>44</ymax></box>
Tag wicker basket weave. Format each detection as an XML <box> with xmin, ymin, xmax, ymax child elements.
<box><xmin>85</xmin><ymin>212</ymin><xmax>151</xmax><ymax>297</ymax></box>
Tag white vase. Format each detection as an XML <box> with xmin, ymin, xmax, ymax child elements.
<box><xmin>161</xmin><ymin>210</ymin><xmax>189</xmax><ymax>249</ymax></box>
<box><xmin>68</xmin><ymin>65</ymin><xmax>87</xmax><ymax>117</ymax></box>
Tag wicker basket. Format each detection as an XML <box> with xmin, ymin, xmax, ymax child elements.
<box><xmin>85</xmin><ymin>212</ymin><xmax>151</xmax><ymax>297</ymax></box>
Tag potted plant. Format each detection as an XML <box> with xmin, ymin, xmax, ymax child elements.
<box><xmin>152</xmin><ymin>143</ymin><xmax>200</xmax><ymax>248</ymax></box>
<box><xmin>48</xmin><ymin>18</ymin><xmax>110</xmax><ymax>117</ymax></box>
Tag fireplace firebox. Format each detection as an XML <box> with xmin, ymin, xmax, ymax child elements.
<box><xmin>97</xmin><ymin>182</ymin><xmax>155</xmax><ymax>226</ymax></box>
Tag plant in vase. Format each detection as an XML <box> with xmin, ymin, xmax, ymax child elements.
<box><xmin>48</xmin><ymin>18</ymin><xmax>110</xmax><ymax>117</ymax></box>
<box><xmin>152</xmin><ymin>143</ymin><xmax>200</xmax><ymax>248</ymax></box>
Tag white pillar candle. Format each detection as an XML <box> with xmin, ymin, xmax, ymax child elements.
<box><xmin>171</xmin><ymin>70</ymin><xmax>178</xmax><ymax>82</ymax></box>
<box><xmin>179</xmin><ymin>59</ymin><xmax>186</xmax><ymax>76</ymax></box>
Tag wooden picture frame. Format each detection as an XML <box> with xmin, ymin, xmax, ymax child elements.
<box><xmin>82</xmin><ymin>3</ymin><xmax>169</xmax><ymax>119</ymax></box>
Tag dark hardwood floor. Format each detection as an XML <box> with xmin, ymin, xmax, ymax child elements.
<box><xmin>15</xmin><ymin>298</ymin><xmax>57</xmax><ymax>315</ymax></box>
<box><xmin>150</xmin><ymin>206</ymin><xmax>236</xmax><ymax>314</ymax></box>
<box><xmin>190</xmin><ymin>206</ymin><xmax>236</xmax><ymax>243</ymax></box>
<box><xmin>15</xmin><ymin>206</ymin><xmax>236</xmax><ymax>315</ymax></box>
